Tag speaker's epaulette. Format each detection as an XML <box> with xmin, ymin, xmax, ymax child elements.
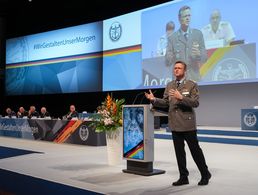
<box><xmin>186</xmin><ymin>79</ymin><xmax>197</xmax><ymax>85</ymax></box>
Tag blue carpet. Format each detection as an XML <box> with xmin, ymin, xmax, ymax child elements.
<box><xmin>0</xmin><ymin>146</ymin><xmax>42</xmax><ymax>159</ymax></box>
<box><xmin>0</xmin><ymin>168</ymin><xmax>103</xmax><ymax>195</ymax></box>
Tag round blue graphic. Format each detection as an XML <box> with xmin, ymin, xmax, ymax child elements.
<box><xmin>244</xmin><ymin>112</ymin><xmax>257</xmax><ymax>127</ymax></box>
<box><xmin>109</xmin><ymin>22</ymin><xmax>122</xmax><ymax>42</ymax></box>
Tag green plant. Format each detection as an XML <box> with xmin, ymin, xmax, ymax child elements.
<box><xmin>90</xmin><ymin>94</ymin><xmax>125</xmax><ymax>132</ymax></box>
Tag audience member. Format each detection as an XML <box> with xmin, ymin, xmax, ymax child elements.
<box><xmin>17</xmin><ymin>107</ymin><xmax>29</xmax><ymax>118</ymax></box>
<box><xmin>5</xmin><ymin>108</ymin><xmax>16</xmax><ymax>118</ymax></box>
<box><xmin>64</xmin><ymin>105</ymin><xmax>79</xmax><ymax>120</ymax></box>
<box><xmin>40</xmin><ymin>107</ymin><xmax>51</xmax><ymax>118</ymax></box>
<box><xmin>28</xmin><ymin>106</ymin><xmax>39</xmax><ymax>118</ymax></box>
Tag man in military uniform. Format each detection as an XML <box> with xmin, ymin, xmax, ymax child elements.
<box><xmin>201</xmin><ymin>9</ymin><xmax>236</xmax><ymax>47</ymax></box>
<box><xmin>145</xmin><ymin>60</ymin><xmax>211</xmax><ymax>186</ymax></box>
<box><xmin>17</xmin><ymin>107</ymin><xmax>29</xmax><ymax>118</ymax></box>
<box><xmin>28</xmin><ymin>106</ymin><xmax>39</xmax><ymax>118</ymax></box>
<box><xmin>64</xmin><ymin>105</ymin><xmax>79</xmax><ymax>120</ymax></box>
<box><xmin>5</xmin><ymin>108</ymin><xmax>16</xmax><ymax>118</ymax></box>
<box><xmin>165</xmin><ymin>6</ymin><xmax>207</xmax><ymax>81</ymax></box>
<box><xmin>156</xmin><ymin>21</ymin><xmax>175</xmax><ymax>56</ymax></box>
<box><xmin>40</xmin><ymin>107</ymin><xmax>51</xmax><ymax>118</ymax></box>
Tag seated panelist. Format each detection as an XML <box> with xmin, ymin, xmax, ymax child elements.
<box><xmin>5</xmin><ymin>108</ymin><xmax>16</xmax><ymax>118</ymax></box>
<box><xmin>40</xmin><ymin>107</ymin><xmax>51</xmax><ymax>118</ymax></box>
<box><xmin>28</xmin><ymin>106</ymin><xmax>39</xmax><ymax>118</ymax></box>
<box><xmin>17</xmin><ymin>107</ymin><xmax>29</xmax><ymax>118</ymax></box>
<box><xmin>64</xmin><ymin>105</ymin><xmax>79</xmax><ymax>120</ymax></box>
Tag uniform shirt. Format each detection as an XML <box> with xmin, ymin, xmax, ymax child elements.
<box><xmin>28</xmin><ymin>111</ymin><xmax>39</xmax><ymax>118</ymax></box>
<box><xmin>157</xmin><ymin>34</ymin><xmax>167</xmax><ymax>56</ymax></box>
<box><xmin>40</xmin><ymin>111</ymin><xmax>51</xmax><ymax>118</ymax></box>
<box><xmin>6</xmin><ymin>111</ymin><xmax>16</xmax><ymax>118</ymax></box>
<box><xmin>66</xmin><ymin>111</ymin><xmax>79</xmax><ymax>120</ymax></box>
<box><xmin>17</xmin><ymin>111</ymin><xmax>29</xmax><ymax>118</ymax></box>
<box><xmin>156</xmin><ymin>32</ymin><xmax>174</xmax><ymax>56</ymax></box>
<box><xmin>201</xmin><ymin>21</ymin><xmax>235</xmax><ymax>46</ymax></box>
<box><xmin>165</xmin><ymin>28</ymin><xmax>207</xmax><ymax>81</ymax></box>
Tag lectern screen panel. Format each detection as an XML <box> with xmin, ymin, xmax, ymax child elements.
<box><xmin>123</xmin><ymin>106</ymin><xmax>144</xmax><ymax>160</ymax></box>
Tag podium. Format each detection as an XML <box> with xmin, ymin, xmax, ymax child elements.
<box><xmin>122</xmin><ymin>104</ymin><xmax>165</xmax><ymax>176</ymax></box>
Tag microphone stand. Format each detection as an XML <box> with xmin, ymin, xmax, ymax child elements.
<box><xmin>132</xmin><ymin>91</ymin><xmax>144</xmax><ymax>104</ymax></box>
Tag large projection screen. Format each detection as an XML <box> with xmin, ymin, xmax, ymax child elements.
<box><xmin>5</xmin><ymin>22</ymin><xmax>103</xmax><ymax>95</ymax></box>
<box><xmin>103</xmin><ymin>0</ymin><xmax>257</xmax><ymax>91</ymax></box>
<box><xmin>6</xmin><ymin>0</ymin><xmax>258</xmax><ymax>95</ymax></box>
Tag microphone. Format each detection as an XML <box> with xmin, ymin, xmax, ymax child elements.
<box><xmin>132</xmin><ymin>91</ymin><xmax>145</xmax><ymax>104</ymax></box>
<box><xmin>140</xmin><ymin>90</ymin><xmax>157</xmax><ymax>104</ymax></box>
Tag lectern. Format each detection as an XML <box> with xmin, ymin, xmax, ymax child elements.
<box><xmin>122</xmin><ymin>104</ymin><xmax>165</xmax><ymax>176</ymax></box>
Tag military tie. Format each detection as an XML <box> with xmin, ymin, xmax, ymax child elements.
<box><xmin>184</xmin><ymin>33</ymin><xmax>188</xmax><ymax>41</ymax></box>
<box><xmin>176</xmin><ymin>81</ymin><xmax>180</xmax><ymax>89</ymax></box>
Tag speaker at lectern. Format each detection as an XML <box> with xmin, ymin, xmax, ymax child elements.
<box><xmin>122</xmin><ymin>104</ymin><xmax>165</xmax><ymax>176</ymax></box>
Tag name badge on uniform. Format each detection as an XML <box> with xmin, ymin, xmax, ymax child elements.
<box><xmin>182</xmin><ymin>91</ymin><xmax>190</xmax><ymax>96</ymax></box>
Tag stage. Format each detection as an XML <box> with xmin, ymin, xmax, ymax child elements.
<box><xmin>0</xmin><ymin>127</ymin><xmax>258</xmax><ymax>195</ymax></box>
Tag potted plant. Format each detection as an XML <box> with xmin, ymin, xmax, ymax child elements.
<box><xmin>91</xmin><ymin>94</ymin><xmax>125</xmax><ymax>165</ymax></box>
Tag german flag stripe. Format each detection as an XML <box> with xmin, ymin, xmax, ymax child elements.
<box><xmin>200</xmin><ymin>46</ymin><xmax>233</xmax><ymax>77</ymax></box>
<box><xmin>124</xmin><ymin>140</ymin><xmax>144</xmax><ymax>158</ymax></box>
<box><xmin>6</xmin><ymin>52</ymin><xmax>103</xmax><ymax>69</ymax></box>
<box><xmin>54</xmin><ymin>120</ymin><xmax>83</xmax><ymax>143</ymax></box>
<box><xmin>127</xmin><ymin>144</ymin><xmax>143</xmax><ymax>158</ymax></box>
<box><xmin>103</xmin><ymin>45</ymin><xmax>141</xmax><ymax>57</ymax></box>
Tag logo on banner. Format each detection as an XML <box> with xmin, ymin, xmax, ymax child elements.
<box><xmin>109</xmin><ymin>22</ymin><xmax>122</xmax><ymax>42</ymax></box>
<box><xmin>212</xmin><ymin>58</ymin><xmax>249</xmax><ymax>81</ymax></box>
<box><xmin>79</xmin><ymin>125</ymin><xmax>89</xmax><ymax>141</ymax></box>
<box><xmin>244</xmin><ymin>112</ymin><xmax>257</xmax><ymax>127</ymax></box>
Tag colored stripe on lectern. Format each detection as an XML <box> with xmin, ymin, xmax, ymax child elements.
<box><xmin>124</xmin><ymin>141</ymin><xmax>144</xmax><ymax>158</ymax></box>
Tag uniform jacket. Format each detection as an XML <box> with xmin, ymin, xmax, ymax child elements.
<box><xmin>165</xmin><ymin>28</ymin><xmax>207</xmax><ymax>81</ymax></box>
<box><xmin>153</xmin><ymin>79</ymin><xmax>199</xmax><ymax>132</ymax></box>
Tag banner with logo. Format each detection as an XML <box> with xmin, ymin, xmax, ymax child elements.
<box><xmin>102</xmin><ymin>11</ymin><xmax>142</xmax><ymax>91</ymax></box>
<box><xmin>0</xmin><ymin>118</ymin><xmax>106</xmax><ymax>146</ymax></box>
<box><xmin>241</xmin><ymin>109</ymin><xmax>258</xmax><ymax>130</ymax></box>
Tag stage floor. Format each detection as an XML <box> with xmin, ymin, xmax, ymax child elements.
<box><xmin>0</xmin><ymin>132</ymin><xmax>258</xmax><ymax>195</ymax></box>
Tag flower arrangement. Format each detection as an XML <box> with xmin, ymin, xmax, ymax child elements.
<box><xmin>91</xmin><ymin>94</ymin><xmax>125</xmax><ymax>133</ymax></box>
